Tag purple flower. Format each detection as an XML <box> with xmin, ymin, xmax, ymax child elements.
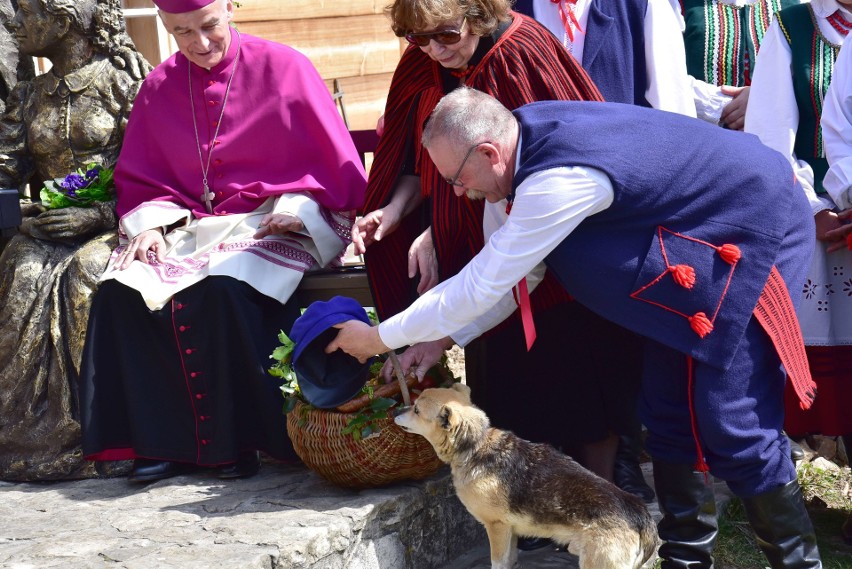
<box><xmin>60</xmin><ymin>173</ymin><xmax>86</xmax><ymax>191</ymax></box>
<box><xmin>85</xmin><ymin>167</ymin><xmax>100</xmax><ymax>180</ymax></box>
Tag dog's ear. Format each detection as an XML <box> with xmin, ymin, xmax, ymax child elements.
<box><xmin>439</xmin><ymin>405</ymin><xmax>452</xmax><ymax>430</ymax></box>
<box><xmin>450</xmin><ymin>383</ymin><xmax>471</xmax><ymax>403</ymax></box>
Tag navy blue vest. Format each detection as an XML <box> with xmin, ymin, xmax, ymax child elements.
<box><xmin>512</xmin><ymin>101</ymin><xmax>812</xmax><ymax>370</ymax></box>
<box><xmin>512</xmin><ymin>0</ymin><xmax>649</xmax><ymax>106</ymax></box>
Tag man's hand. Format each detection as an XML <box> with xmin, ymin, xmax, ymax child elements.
<box><xmin>409</xmin><ymin>228</ymin><xmax>438</xmax><ymax>294</ymax></box>
<box><xmin>254</xmin><ymin>212</ymin><xmax>305</xmax><ymax>239</ymax></box>
<box><xmin>326</xmin><ymin>319</ymin><xmax>390</xmax><ymax>363</ymax></box>
<box><xmin>719</xmin><ymin>85</ymin><xmax>750</xmax><ymax>131</ymax></box>
<box><xmin>350</xmin><ymin>203</ymin><xmax>403</xmax><ymax>255</ymax></box>
<box><xmin>380</xmin><ymin>338</ymin><xmax>453</xmax><ymax>383</ymax></box>
<box><xmin>115</xmin><ymin>228</ymin><xmax>166</xmax><ymax>270</ymax></box>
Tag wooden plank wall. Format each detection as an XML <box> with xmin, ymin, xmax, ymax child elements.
<box><xmin>122</xmin><ymin>0</ymin><xmax>403</xmax><ymax>132</ymax></box>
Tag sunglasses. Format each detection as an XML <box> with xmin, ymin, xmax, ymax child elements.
<box><xmin>405</xmin><ymin>18</ymin><xmax>467</xmax><ymax>47</ymax></box>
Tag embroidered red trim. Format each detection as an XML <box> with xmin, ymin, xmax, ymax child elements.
<box><xmin>686</xmin><ymin>356</ymin><xmax>711</xmax><ymax>475</ymax></box>
<box><xmin>753</xmin><ymin>266</ymin><xmax>817</xmax><ymax>410</ymax></box>
<box><xmin>828</xmin><ymin>10</ymin><xmax>852</xmax><ymax>37</ymax></box>
<box><xmin>630</xmin><ymin>227</ymin><xmax>740</xmax><ymax>338</ymax></box>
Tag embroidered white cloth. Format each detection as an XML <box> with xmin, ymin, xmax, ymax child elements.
<box><xmin>102</xmin><ymin>192</ymin><xmax>352</xmax><ymax>310</ymax></box>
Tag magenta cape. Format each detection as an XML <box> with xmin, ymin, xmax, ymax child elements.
<box><xmin>114</xmin><ymin>28</ymin><xmax>366</xmax><ymax>219</ymax></box>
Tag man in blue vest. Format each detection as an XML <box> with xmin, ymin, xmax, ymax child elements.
<box><xmin>329</xmin><ymin>88</ymin><xmax>822</xmax><ymax>568</ymax></box>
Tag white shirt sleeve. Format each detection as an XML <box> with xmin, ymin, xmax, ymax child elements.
<box><xmin>271</xmin><ymin>192</ymin><xmax>347</xmax><ymax>267</ymax></box>
<box><xmin>378</xmin><ymin>166</ymin><xmax>614</xmax><ymax>350</ymax></box>
<box><xmin>689</xmin><ymin>77</ymin><xmax>732</xmax><ymax>124</ymax></box>
<box><xmin>744</xmin><ymin>21</ymin><xmax>825</xmax><ymax>213</ymax></box>
<box><xmin>823</xmin><ymin>40</ymin><xmax>852</xmax><ymax>210</ymax></box>
<box><xmin>644</xmin><ymin>0</ymin><xmax>697</xmax><ymax>117</ymax></box>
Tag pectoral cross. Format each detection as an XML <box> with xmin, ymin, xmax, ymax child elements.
<box><xmin>200</xmin><ymin>183</ymin><xmax>214</xmax><ymax>214</ymax></box>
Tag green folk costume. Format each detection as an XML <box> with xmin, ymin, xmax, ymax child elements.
<box><xmin>681</xmin><ymin>0</ymin><xmax>798</xmax><ymax>86</ymax></box>
<box><xmin>777</xmin><ymin>3</ymin><xmax>842</xmax><ymax>193</ymax></box>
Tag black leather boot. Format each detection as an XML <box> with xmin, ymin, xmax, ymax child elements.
<box><xmin>614</xmin><ymin>431</ymin><xmax>655</xmax><ymax>503</ymax></box>
<box><xmin>653</xmin><ymin>461</ymin><xmax>718</xmax><ymax>568</ymax></box>
<box><xmin>741</xmin><ymin>480</ymin><xmax>822</xmax><ymax>568</ymax></box>
<box><xmin>784</xmin><ymin>432</ymin><xmax>805</xmax><ymax>462</ymax></box>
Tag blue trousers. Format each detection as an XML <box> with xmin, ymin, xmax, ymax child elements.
<box><xmin>639</xmin><ymin>318</ymin><xmax>795</xmax><ymax>498</ymax></box>
<box><xmin>639</xmin><ymin>205</ymin><xmax>812</xmax><ymax>499</ymax></box>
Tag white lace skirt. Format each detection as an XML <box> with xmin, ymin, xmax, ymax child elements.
<box><xmin>796</xmin><ymin>241</ymin><xmax>852</xmax><ymax>346</ymax></box>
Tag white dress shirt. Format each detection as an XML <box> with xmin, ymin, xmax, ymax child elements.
<box><xmin>379</xmin><ymin>139</ymin><xmax>615</xmax><ymax>350</ymax></box>
<box><xmin>823</xmin><ymin>34</ymin><xmax>852</xmax><ymax>209</ymax></box>
<box><xmin>745</xmin><ymin>0</ymin><xmax>850</xmax><ymax>215</ymax></box>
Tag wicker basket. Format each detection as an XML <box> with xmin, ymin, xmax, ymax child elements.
<box><xmin>286</xmin><ymin>400</ymin><xmax>443</xmax><ymax>488</ymax></box>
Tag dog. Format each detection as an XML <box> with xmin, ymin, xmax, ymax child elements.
<box><xmin>394</xmin><ymin>384</ymin><xmax>658</xmax><ymax>569</ymax></box>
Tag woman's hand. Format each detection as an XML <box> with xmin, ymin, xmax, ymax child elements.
<box><xmin>408</xmin><ymin>227</ymin><xmax>438</xmax><ymax>294</ymax></box>
<box><xmin>824</xmin><ymin>209</ymin><xmax>852</xmax><ymax>252</ymax></box>
<box><xmin>351</xmin><ymin>202</ymin><xmax>403</xmax><ymax>255</ymax></box>
<box><xmin>29</xmin><ymin>204</ymin><xmax>115</xmax><ymax>242</ymax></box>
<box><xmin>254</xmin><ymin>212</ymin><xmax>305</xmax><ymax>239</ymax></box>
<box><xmin>719</xmin><ymin>85</ymin><xmax>750</xmax><ymax>131</ymax></box>
<box><xmin>815</xmin><ymin>209</ymin><xmax>843</xmax><ymax>242</ymax></box>
<box><xmin>115</xmin><ymin>228</ymin><xmax>166</xmax><ymax>270</ymax></box>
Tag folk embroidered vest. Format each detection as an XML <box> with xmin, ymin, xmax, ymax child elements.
<box><xmin>681</xmin><ymin>0</ymin><xmax>796</xmax><ymax>86</ymax></box>
<box><xmin>512</xmin><ymin>101</ymin><xmax>810</xmax><ymax>370</ymax></box>
<box><xmin>777</xmin><ymin>4</ymin><xmax>842</xmax><ymax>193</ymax></box>
<box><xmin>582</xmin><ymin>0</ymin><xmax>649</xmax><ymax>106</ymax></box>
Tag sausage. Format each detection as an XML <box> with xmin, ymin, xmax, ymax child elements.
<box><xmin>334</xmin><ymin>375</ymin><xmax>418</xmax><ymax>414</ymax></box>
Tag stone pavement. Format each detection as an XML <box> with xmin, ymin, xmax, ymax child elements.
<box><xmin>0</xmin><ymin>462</ymin><xmax>732</xmax><ymax>568</ymax></box>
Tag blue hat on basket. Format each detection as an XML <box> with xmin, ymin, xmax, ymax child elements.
<box><xmin>290</xmin><ymin>296</ymin><xmax>375</xmax><ymax>409</ymax></box>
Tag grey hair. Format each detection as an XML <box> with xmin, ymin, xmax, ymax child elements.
<box><xmin>422</xmin><ymin>87</ymin><xmax>516</xmax><ymax>150</ymax></box>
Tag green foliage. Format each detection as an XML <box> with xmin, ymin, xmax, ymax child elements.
<box><xmin>713</xmin><ymin>465</ymin><xmax>852</xmax><ymax>568</ymax></box>
<box><xmin>267</xmin><ymin>329</ymin><xmax>302</xmax><ymax>413</ymax></box>
<box><xmin>39</xmin><ymin>163</ymin><xmax>114</xmax><ymax>210</ymax></box>
<box><xmin>268</xmin><ymin>324</ymin><xmax>461</xmax><ymax>441</ymax></box>
<box><xmin>340</xmin><ymin>397</ymin><xmax>398</xmax><ymax>441</ymax></box>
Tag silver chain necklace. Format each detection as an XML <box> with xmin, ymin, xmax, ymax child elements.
<box><xmin>189</xmin><ymin>30</ymin><xmax>242</xmax><ymax>214</ymax></box>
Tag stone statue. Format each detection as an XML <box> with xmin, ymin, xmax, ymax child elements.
<box><xmin>0</xmin><ymin>0</ymin><xmax>149</xmax><ymax>480</ymax></box>
<box><xmin>0</xmin><ymin>0</ymin><xmax>34</xmax><ymax>115</ymax></box>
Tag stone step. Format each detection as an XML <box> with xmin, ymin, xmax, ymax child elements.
<box><xmin>0</xmin><ymin>462</ymin><xmax>482</xmax><ymax>569</ymax></box>
<box><xmin>0</xmin><ymin>462</ymin><xmax>733</xmax><ymax>568</ymax></box>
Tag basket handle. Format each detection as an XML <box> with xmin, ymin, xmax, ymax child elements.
<box><xmin>386</xmin><ymin>351</ymin><xmax>412</xmax><ymax>407</ymax></box>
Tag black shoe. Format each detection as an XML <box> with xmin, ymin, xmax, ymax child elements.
<box><xmin>128</xmin><ymin>459</ymin><xmax>193</xmax><ymax>483</ymax></box>
<box><xmin>517</xmin><ymin>537</ymin><xmax>552</xmax><ymax>551</ymax></box>
<box><xmin>217</xmin><ymin>451</ymin><xmax>261</xmax><ymax>479</ymax></box>
<box><xmin>786</xmin><ymin>432</ymin><xmax>805</xmax><ymax>461</ymax></box>
<box><xmin>614</xmin><ymin>434</ymin><xmax>655</xmax><ymax>503</ymax></box>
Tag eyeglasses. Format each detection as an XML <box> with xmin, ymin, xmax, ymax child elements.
<box><xmin>445</xmin><ymin>141</ymin><xmax>488</xmax><ymax>188</ymax></box>
<box><xmin>405</xmin><ymin>18</ymin><xmax>467</xmax><ymax>47</ymax></box>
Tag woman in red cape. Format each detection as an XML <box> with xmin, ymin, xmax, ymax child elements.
<box><xmin>356</xmin><ymin>0</ymin><xmax>644</xmax><ymax>487</ymax></box>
